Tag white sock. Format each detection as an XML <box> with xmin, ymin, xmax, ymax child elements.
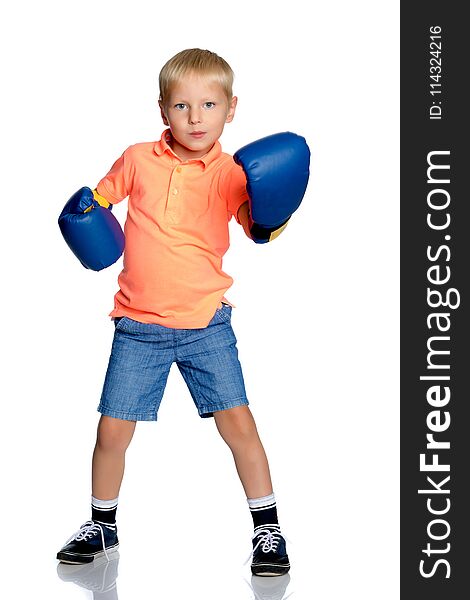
<box><xmin>247</xmin><ymin>493</ymin><xmax>276</xmax><ymax>510</ymax></box>
<box><xmin>91</xmin><ymin>496</ymin><xmax>119</xmax><ymax>509</ymax></box>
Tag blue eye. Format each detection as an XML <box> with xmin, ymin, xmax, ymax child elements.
<box><xmin>204</xmin><ymin>102</ymin><xmax>215</xmax><ymax>109</ymax></box>
<box><xmin>174</xmin><ymin>103</ymin><xmax>186</xmax><ymax>110</ymax></box>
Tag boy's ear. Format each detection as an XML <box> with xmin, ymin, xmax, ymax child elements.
<box><xmin>159</xmin><ymin>100</ymin><xmax>169</xmax><ymax>126</ymax></box>
<box><xmin>226</xmin><ymin>96</ymin><xmax>238</xmax><ymax>123</ymax></box>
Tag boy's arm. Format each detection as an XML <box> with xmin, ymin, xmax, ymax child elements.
<box><xmin>58</xmin><ymin>149</ymin><xmax>130</xmax><ymax>270</ymax></box>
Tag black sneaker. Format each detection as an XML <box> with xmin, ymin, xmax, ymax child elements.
<box><xmin>250</xmin><ymin>525</ymin><xmax>290</xmax><ymax>577</ymax></box>
<box><xmin>57</xmin><ymin>520</ymin><xmax>119</xmax><ymax>564</ymax></box>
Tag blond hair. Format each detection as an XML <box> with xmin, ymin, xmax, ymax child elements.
<box><xmin>159</xmin><ymin>48</ymin><xmax>234</xmax><ymax>106</ymax></box>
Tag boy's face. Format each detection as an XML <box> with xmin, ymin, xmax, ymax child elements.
<box><xmin>159</xmin><ymin>72</ymin><xmax>237</xmax><ymax>161</ymax></box>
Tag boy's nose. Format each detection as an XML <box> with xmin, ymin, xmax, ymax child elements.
<box><xmin>188</xmin><ymin>109</ymin><xmax>202</xmax><ymax>124</ymax></box>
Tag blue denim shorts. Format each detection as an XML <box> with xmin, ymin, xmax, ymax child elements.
<box><xmin>97</xmin><ymin>303</ymin><xmax>249</xmax><ymax>421</ymax></box>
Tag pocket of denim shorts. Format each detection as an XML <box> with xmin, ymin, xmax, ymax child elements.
<box><xmin>215</xmin><ymin>303</ymin><xmax>232</xmax><ymax>323</ymax></box>
<box><xmin>113</xmin><ymin>317</ymin><xmax>128</xmax><ymax>331</ymax></box>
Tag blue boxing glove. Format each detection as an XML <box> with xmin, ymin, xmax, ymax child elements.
<box><xmin>234</xmin><ymin>132</ymin><xmax>310</xmax><ymax>243</ymax></box>
<box><xmin>58</xmin><ymin>187</ymin><xmax>125</xmax><ymax>271</ymax></box>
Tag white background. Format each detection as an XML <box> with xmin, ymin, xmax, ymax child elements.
<box><xmin>0</xmin><ymin>1</ymin><xmax>399</xmax><ymax>598</ymax></box>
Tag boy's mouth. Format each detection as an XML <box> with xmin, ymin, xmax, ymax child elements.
<box><xmin>189</xmin><ymin>131</ymin><xmax>206</xmax><ymax>139</ymax></box>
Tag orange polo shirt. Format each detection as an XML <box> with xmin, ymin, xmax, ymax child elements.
<box><xmin>96</xmin><ymin>129</ymin><xmax>249</xmax><ymax>328</ymax></box>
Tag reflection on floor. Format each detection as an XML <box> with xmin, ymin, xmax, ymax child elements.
<box><xmin>57</xmin><ymin>551</ymin><xmax>119</xmax><ymax>600</ymax></box>
<box><xmin>244</xmin><ymin>573</ymin><xmax>292</xmax><ymax>600</ymax></box>
<box><xmin>57</xmin><ymin>553</ymin><xmax>293</xmax><ymax>600</ymax></box>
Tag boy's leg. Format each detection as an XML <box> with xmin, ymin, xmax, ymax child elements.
<box><xmin>213</xmin><ymin>405</ymin><xmax>290</xmax><ymax>576</ymax></box>
<box><xmin>57</xmin><ymin>416</ymin><xmax>136</xmax><ymax>564</ymax></box>
<box><xmin>213</xmin><ymin>405</ymin><xmax>273</xmax><ymax>499</ymax></box>
<box><xmin>176</xmin><ymin>307</ymin><xmax>289</xmax><ymax>574</ymax></box>
<box><xmin>58</xmin><ymin>316</ymin><xmax>172</xmax><ymax>564</ymax></box>
<box><xmin>92</xmin><ymin>415</ymin><xmax>137</xmax><ymax>499</ymax></box>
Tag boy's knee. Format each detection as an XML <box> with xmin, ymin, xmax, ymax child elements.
<box><xmin>215</xmin><ymin>406</ymin><xmax>258</xmax><ymax>444</ymax></box>
<box><xmin>96</xmin><ymin>416</ymin><xmax>135</xmax><ymax>452</ymax></box>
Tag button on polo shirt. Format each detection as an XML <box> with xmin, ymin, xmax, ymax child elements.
<box><xmin>96</xmin><ymin>129</ymin><xmax>249</xmax><ymax>328</ymax></box>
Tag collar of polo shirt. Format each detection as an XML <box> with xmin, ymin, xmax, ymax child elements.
<box><xmin>153</xmin><ymin>128</ymin><xmax>222</xmax><ymax>168</ymax></box>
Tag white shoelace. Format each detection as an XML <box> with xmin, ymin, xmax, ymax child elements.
<box><xmin>64</xmin><ymin>520</ymin><xmax>111</xmax><ymax>562</ymax></box>
<box><xmin>243</xmin><ymin>525</ymin><xmax>291</xmax><ymax>566</ymax></box>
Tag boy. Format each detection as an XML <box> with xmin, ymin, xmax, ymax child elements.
<box><xmin>57</xmin><ymin>48</ymin><xmax>309</xmax><ymax>577</ymax></box>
